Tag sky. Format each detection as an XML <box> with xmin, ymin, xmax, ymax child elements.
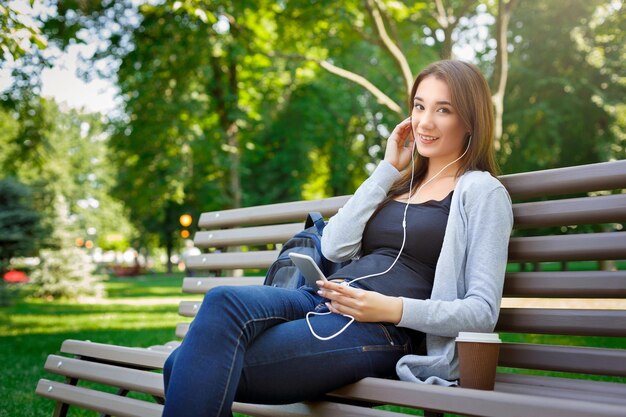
<box><xmin>38</xmin><ymin>45</ymin><xmax>119</xmax><ymax>114</ymax></box>
<box><xmin>0</xmin><ymin>0</ymin><xmax>119</xmax><ymax>115</ymax></box>
<box><xmin>0</xmin><ymin>44</ymin><xmax>120</xmax><ymax>114</ymax></box>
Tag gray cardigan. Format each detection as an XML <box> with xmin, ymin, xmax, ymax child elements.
<box><xmin>321</xmin><ymin>160</ymin><xmax>513</xmax><ymax>385</ymax></box>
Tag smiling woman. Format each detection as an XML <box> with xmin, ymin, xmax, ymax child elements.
<box><xmin>161</xmin><ymin>60</ymin><xmax>514</xmax><ymax>417</ymax></box>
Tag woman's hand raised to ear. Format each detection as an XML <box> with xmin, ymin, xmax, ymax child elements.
<box><xmin>317</xmin><ymin>280</ymin><xmax>403</xmax><ymax>324</ymax></box>
<box><xmin>384</xmin><ymin>117</ymin><xmax>415</xmax><ymax>171</ymax></box>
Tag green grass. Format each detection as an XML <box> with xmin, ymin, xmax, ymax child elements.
<box><xmin>0</xmin><ymin>273</ymin><xmax>195</xmax><ymax>417</ymax></box>
<box><xmin>2</xmin><ymin>270</ymin><xmax>625</xmax><ymax>417</ymax></box>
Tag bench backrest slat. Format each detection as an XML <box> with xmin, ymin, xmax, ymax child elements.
<box><xmin>496</xmin><ymin>308</ymin><xmax>626</xmax><ymax>336</ymax></box>
<box><xmin>176</xmin><ymin>304</ymin><xmax>625</xmax><ymax>337</ymax></box>
<box><xmin>503</xmin><ymin>271</ymin><xmax>626</xmax><ymax>298</ymax></box>
<box><xmin>198</xmin><ymin>196</ymin><xmax>351</xmax><ymax>229</ymax></box>
<box><xmin>513</xmin><ymin>194</ymin><xmax>626</xmax><ymax>228</ymax></box>
<box><xmin>499</xmin><ymin>344</ymin><xmax>626</xmax><ymax>377</ymax></box>
<box><xmin>194</xmin><ymin>223</ymin><xmax>302</xmax><ymax>248</ymax></box>
<box><xmin>500</xmin><ymin>159</ymin><xmax>626</xmax><ymax>199</ymax></box>
<box><xmin>508</xmin><ymin>233</ymin><xmax>626</xmax><ymax>262</ymax></box>
<box><xmin>181</xmin><ymin>274</ymin><xmax>626</xmax><ymax>298</ymax></box>
<box><xmin>182</xmin><ymin>277</ymin><xmax>264</xmax><ymax>294</ymax></box>
<box><xmin>186</xmin><ymin>251</ymin><xmax>280</xmax><ymax>270</ymax></box>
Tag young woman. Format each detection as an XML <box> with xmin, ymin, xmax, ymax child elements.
<box><xmin>162</xmin><ymin>59</ymin><xmax>513</xmax><ymax>416</ymax></box>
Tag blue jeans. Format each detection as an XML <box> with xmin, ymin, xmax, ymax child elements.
<box><xmin>162</xmin><ymin>285</ymin><xmax>422</xmax><ymax>417</ymax></box>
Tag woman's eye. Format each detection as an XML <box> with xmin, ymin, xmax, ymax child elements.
<box><xmin>413</xmin><ymin>103</ymin><xmax>424</xmax><ymax>110</ymax></box>
<box><xmin>437</xmin><ymin>107</ymin><xmax>451</xmax><ymax>113</ymax></box>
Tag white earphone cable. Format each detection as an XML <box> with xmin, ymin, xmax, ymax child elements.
<box><xmin>306</xmin><ymin>130</ymin><xmax>472</xmax><ymax>341</ymax></box>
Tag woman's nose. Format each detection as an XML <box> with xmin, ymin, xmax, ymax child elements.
<box><xmin>419</xmin><ymin>111</ymin><xmax>435</xmax><ymax>130</ymax></box>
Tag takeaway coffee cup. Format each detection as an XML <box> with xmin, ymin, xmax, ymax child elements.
<box><xmin>455</xmin><ymin>332</ymin><xmax>501</xmax><ymax>390</ymax></box>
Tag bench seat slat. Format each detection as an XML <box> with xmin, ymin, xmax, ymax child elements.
<box><xmin>499</xmin><ymin>343</ymin><xmax>626</xmax><ymax>377</ymax></box>
<box><xmin>233</xmin><ymin>401</ymin><xmax>403</xmax><ymax>417</ymax></box>
<box><xmin>513</xmin><ymin>193</ymin><xmax>626</xmax><ymax>228</ymax></box>
<box><xmin>36</xmin><ymin>379</ymin><xmax>163</xmax><ymax>417</ymax></box>
<box><xmin>503</xmin><ymin>271</ymin><xmax>626</xmax><ymax>298</ymax></box>
<box><xmin>496</xmin><ymin>308</ymin><xmax>626</xmax><ymax>336</ymax></box>
<box><xmin>60</xmin><ymin>340</ymin><xmax>169</xmax><ymax>369</ymax></box>
<box><xmin>500</xmin><ymin>159</ymin><xmax>626</xmax><ymax>199</ymax></box>
<box><xmin>330</xmin><ymin>376</ymin><xmax>626</xmax><ymax>417</ymax></box>
<box><xmin>44</xmin><ymin>355</ymin><xmax>163</xmax><ymax>397</ymax></box>
<box><xmin>36</xmin><ymin>376</ymin><xmax>409</xmax><ymax>417</ymax></box>
<box><xmin>147</xmin><ymin>344</ymin><xmax>180</xmax><ymax>352</ymax></box>
<box><xmin>508</xmin><ymin>232</ymin><xmax>626</xmax><ymax>262</ymax></box>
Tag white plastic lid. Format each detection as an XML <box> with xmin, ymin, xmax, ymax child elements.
<box><xmin>455</xmin><ymin>332</ymin><xmax>501</xmax><ymax>343</ymax></box>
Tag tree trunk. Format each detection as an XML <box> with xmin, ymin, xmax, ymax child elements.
<box><xmin>492</xmin><ymin>0</ymin><xmax>518</xmax><ymax>150</ymax></box>
<box><xmin>164</xmin><ymin>205</ymin><xmax>175</xmax><ymax>274</ymax></box>
<box><xmin>166</xmin><ymin>233</ymin><xmax>173</xmax><ymax>274</ymax></box>
<box><xmin>441</xmin><ymin>26</ymin><xmax>454</xmax><ymax>60</ymax></box>
<box><xmin>227</xmin><ymin>53</ymin><xmax>241</xmax><ymax>210</ymax></box>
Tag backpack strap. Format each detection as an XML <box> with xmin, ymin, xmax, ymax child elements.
<box><xmin>305</xmin><ymin>212</ymin><xmax>325</xmax><ymax>234</ymax></box>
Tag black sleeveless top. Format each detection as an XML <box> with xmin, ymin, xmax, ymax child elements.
<box><xmin>328</xmin><ymin>191</ymin><xmax>452</xmax><ymax>299</ymax></box>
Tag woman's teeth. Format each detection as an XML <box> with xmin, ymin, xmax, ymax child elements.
<box><xmin>420</xmin><ymin>135</ymin><xmax>438</xmax><ymax>142</ymax></box>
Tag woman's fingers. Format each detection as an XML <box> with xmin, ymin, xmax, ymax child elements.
<box><xmin>385</xmin><ymin>117</ymin><xmax>415</xmax><ymax>170</ymax></box>
<box><xmin>317</xmin><ymin>281</ymin><xmax>353</xmax><ymax>298</ymax></box>
<box><xmin>326</xmin><ymin>301</ymin><xmax>360</xmax><ymax>318</ymax></box>
<box><xmin>317</xmin><ymin>281</ymin><xmax>368</xmax><ymax>319</ymax></box>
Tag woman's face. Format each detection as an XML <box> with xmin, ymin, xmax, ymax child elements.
<box><xmin>411</xmin><ymin>75</ymin><xmax>468</xmax><ymax>165</ymax></box>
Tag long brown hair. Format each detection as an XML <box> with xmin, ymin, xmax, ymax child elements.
<box><xmin>384</xmin><ymin>60</ymin><xmax>497</xmax><ymax>203</ymax></box>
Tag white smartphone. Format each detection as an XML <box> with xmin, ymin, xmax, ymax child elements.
<box><xmin>288</xmin><ymin>252</ymin><xmax>328</xmax><ymax>290</ymax></box>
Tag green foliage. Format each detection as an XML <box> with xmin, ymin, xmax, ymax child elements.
<box><xmin>29</xmin><ymin>247</ymin><xmax>104</xmax><ymax>300</ymax></box>
<box><xmin>0</xmin><ymin>178</ymin><xmax>43</xmax><ymax>269</ymax></box>
<box><xmin>0</xmin><ymin>1</ymin><xmax>47</xmax><ymax>65</ymax></box>
<box><xmin>500</xmin><ymin>0</ymin><xmax>620</xmax><ymax>172</ymax></box>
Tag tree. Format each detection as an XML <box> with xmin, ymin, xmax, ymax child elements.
<box><xmin>0</xmin><ymin>178</ymin><xmax>43</xmax><ymax>275</ymax></box>
<box><xmin>500</xmin><ymin>0</ymin><xmax>618</xmax><ymax>173</ymax></box>
<box><xmin>571</xmin><ymin>0</ymin><xmax>626</xmax><ymax>162</ymax></box>
<box><xmin>29</xmin><ymin>195</ymin><xmax>104</xmax><ymax>300</ymax></box>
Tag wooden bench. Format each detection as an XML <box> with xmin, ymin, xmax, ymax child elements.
<box><xmin>36</xmin><ymin>160</ymin><xmax>626</xmax><ymax>417</ymax></box>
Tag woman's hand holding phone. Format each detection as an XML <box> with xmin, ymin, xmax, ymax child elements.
<box><xmin>384</xmin><ymin>117</ymin><xmax>415</xmax><ymax>171</ymax></box>
<box><xmin>316</xmin><ymin>280</ymin><xmax>403</xmax><ymax>324</ymax></box>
